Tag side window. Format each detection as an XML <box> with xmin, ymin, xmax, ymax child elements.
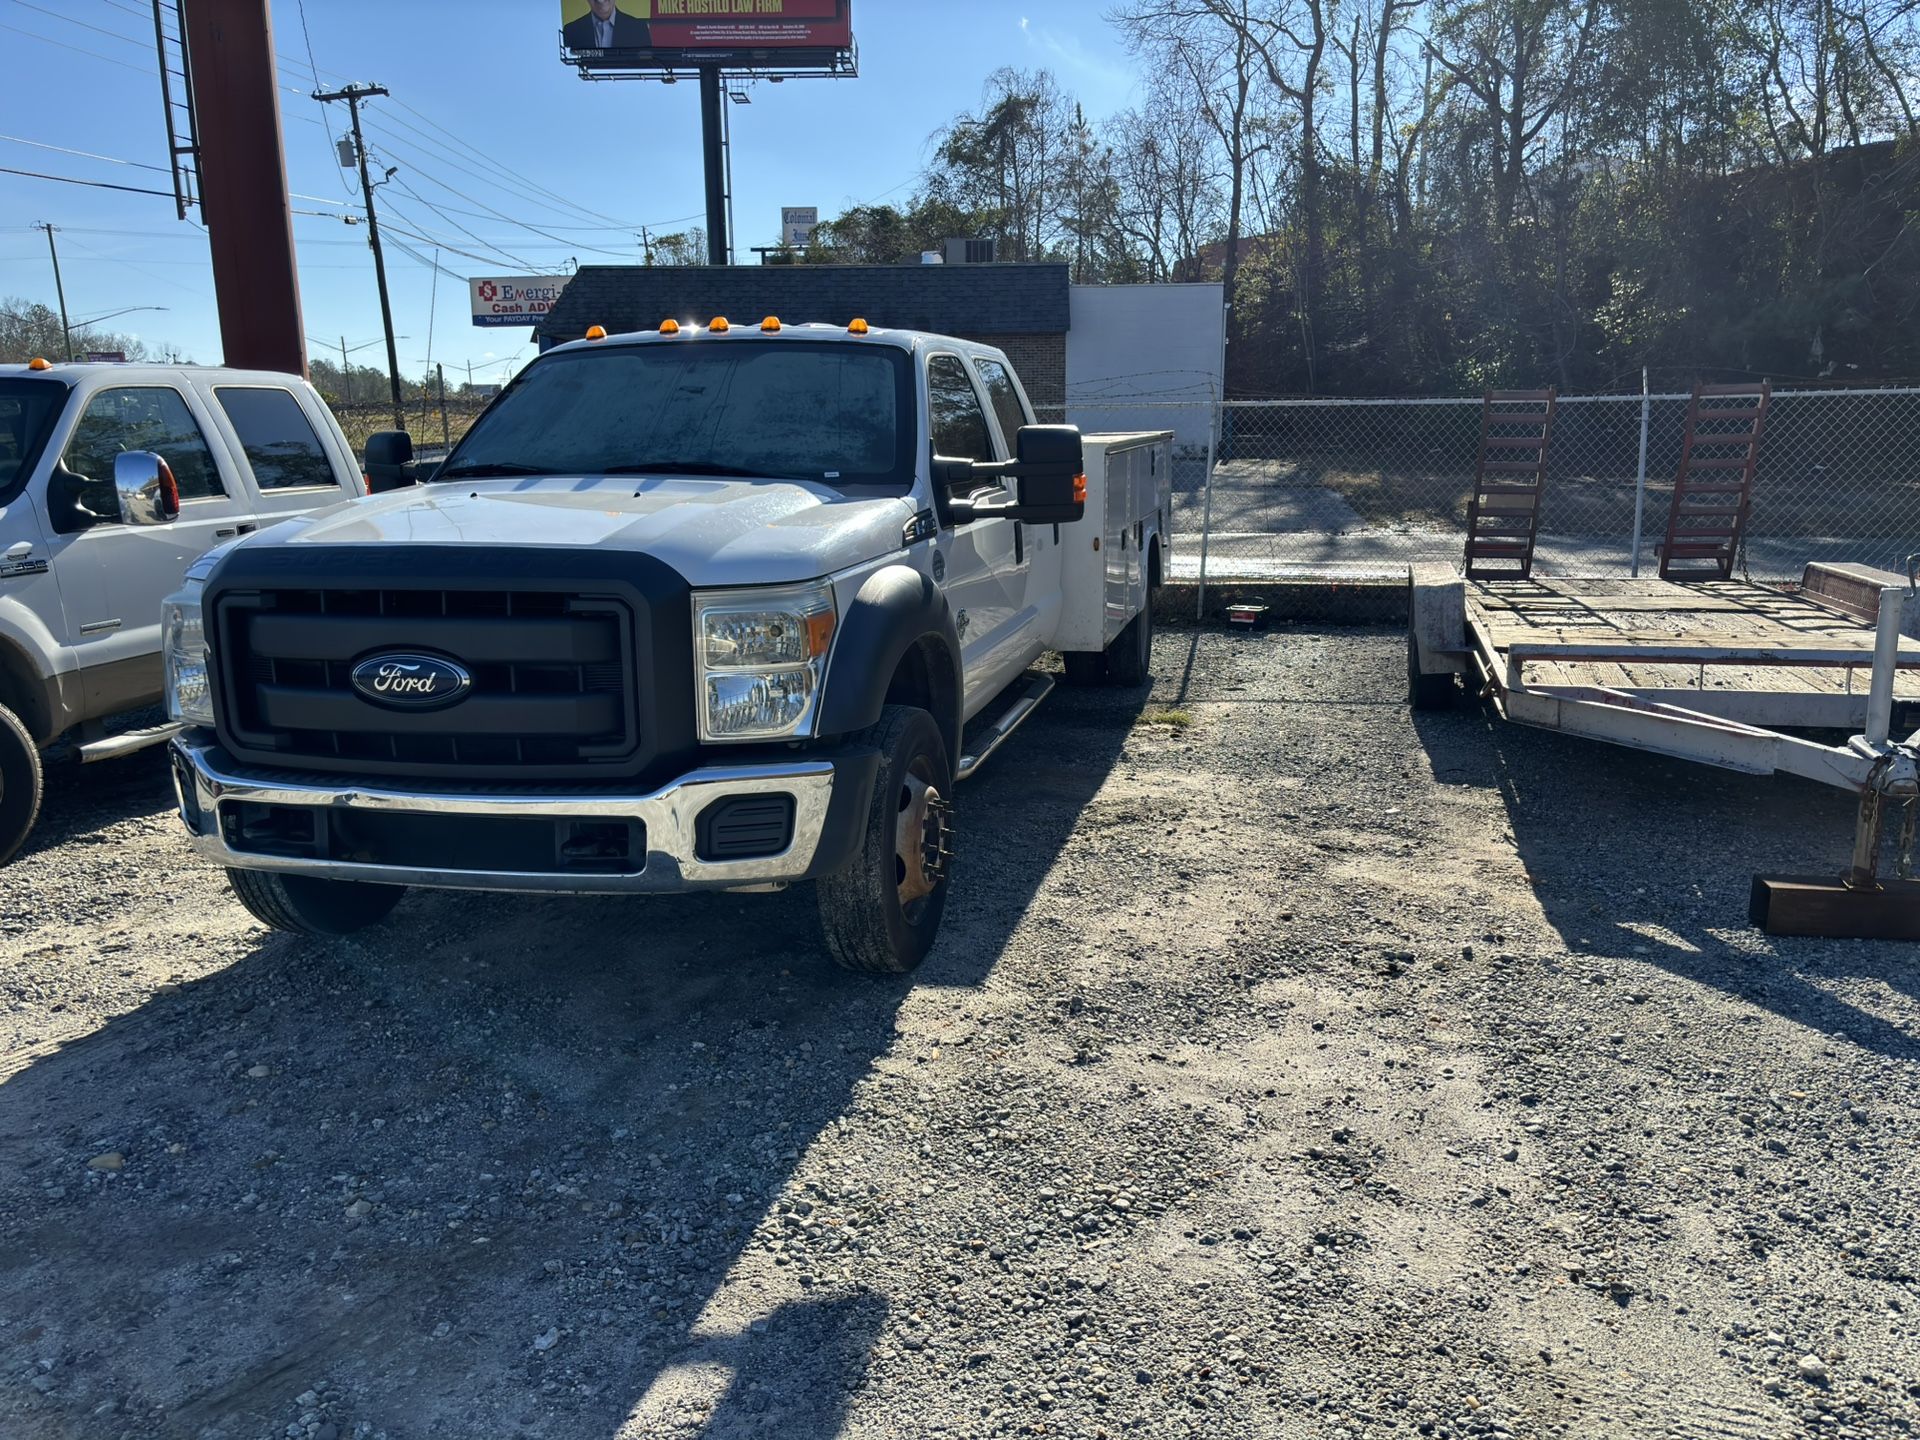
<box><xmin>974</xmin><ymin>358</ymin><xmax>1030</xmax><ymax>450</ymax></box>
<box><xmin>216</xmin><ymin>387</ymin><xmax>338</xmax><ymax>490</ymax></box>
<box><xmin>927</xmin><ymin>354</ymin><xmax>995</xmax><ymax>464</ymax></box>
<box><xmin>63</xmin><ymin>387</ymin><xmax>223</xmax><ymax>510</ymax></box>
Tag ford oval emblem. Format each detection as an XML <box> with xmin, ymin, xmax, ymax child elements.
<box><xmin>350</xmin><ymin>652</ymin><xmax>473</xmax><ymax>710</ymax></box>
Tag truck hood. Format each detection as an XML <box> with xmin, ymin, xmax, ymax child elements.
<box><xmin>245</xmin><ymin>475</ymin><xmax>916</xmax><ymax>586</ymax></box>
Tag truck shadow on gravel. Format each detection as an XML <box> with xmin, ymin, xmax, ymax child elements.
<box><xmin>16</xmin><ymin>751</ymin><xmax>179</xmax><ymax>862</ymax></box>
<box><xmin>0</xmin><ymin>679</ymin><xmax>1146</xmax><ymax>1439</ymax></box>
<box><xmin>1415</xmin><ymin>700</ymin><xmax>1920</xmax><ymax>1060</ymax></box>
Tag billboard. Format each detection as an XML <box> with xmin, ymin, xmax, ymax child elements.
<box><xmin>470</xmin><ymin>276</ymin><xmax>570</xmax><ymax>328</ymax></box>
<box><xmin>559</xmin><ymin>0</ymin><xmax>853</xmax><ymax>69</ymax></box>
<box><xmin>781</xmin><ymin>206</ymin><xmax>818</xmax><ymax>247</ymax></box>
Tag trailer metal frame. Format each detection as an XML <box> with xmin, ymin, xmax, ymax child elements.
<box><xmin>1409</xmin><ymin>561</ymin><xmax>1920</xmax><ymax>938</ymax></box>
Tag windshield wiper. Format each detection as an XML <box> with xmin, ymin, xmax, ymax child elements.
<box><xmin>434</xmin><ymin>461</ymin><xmax>556</xmax><ymax>479</ymax></box>
<box><xmin>600</xmin><ymin>461</ymin><xmax>794</xmax><ymax>480</ymax></box>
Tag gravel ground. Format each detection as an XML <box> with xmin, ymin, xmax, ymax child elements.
<box><xmin>2</xmin><ymin>624</ymin><xmax>1917</xmax><ymax>1440</ymax></box>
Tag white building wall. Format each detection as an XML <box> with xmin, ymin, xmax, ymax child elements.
<box><xmin>1065</xmin><ymin>283</ymin><xmax>1226</xmax><ymax>455</ymax></box>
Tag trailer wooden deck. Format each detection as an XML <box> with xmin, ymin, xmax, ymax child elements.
<box><xmin>1438</xmin><ymin>569</ymin><xmax>1920</xmax><ymax>729</ymax></box>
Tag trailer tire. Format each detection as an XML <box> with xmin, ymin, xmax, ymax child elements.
<box><xmin>816</xmin><ymin>704</ymin><xmax>953</xmax><ymax>975</ymax></box>
<box><xmin>0</xmin><ymin>703</ymin><xmax>42</xmax><ymax>867</ymax></box>
<box><xmin>227</xmin><ymin>868</ymin><xmax>407</xmax><ymax>937</ymax></box>
<box><xmin>1407</xmin><ymin>629</ymin><xmax>1457</xmax><ymax>712</ymax></box>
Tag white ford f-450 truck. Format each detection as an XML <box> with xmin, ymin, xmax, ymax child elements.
<box><xmin>162</xmin><ymin>321</ymin><xmax>1170</xmax><ymax>973</ymax></box>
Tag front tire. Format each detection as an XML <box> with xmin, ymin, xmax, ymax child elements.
<box><xmin>227</xmin><ymin>868</ymin><xmax>407</xmax><ymax>936</ymax></box>
<box><xmin>816</xmin><ymin>705</ymin><xmax>954</xmax><ymax>975</ymax></box>
<box><xmin>0</xmin><ymin>703</ymin><xmax>43</xmax><ymax>866</ymax></box>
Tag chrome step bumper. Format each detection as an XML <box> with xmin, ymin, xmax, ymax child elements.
<box><xmin>169</xmin><ymin>734</ymin><xmax>875</xmax><ymax>895</ymax></box>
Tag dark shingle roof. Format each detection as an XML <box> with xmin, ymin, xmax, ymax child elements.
<box><xmin>538</xmin><ymin>262</ymin><xmax>1069</xmax><ymax>343</ymax></box>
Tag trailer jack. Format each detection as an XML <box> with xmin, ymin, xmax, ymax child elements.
<box><xmin>1752</xmin><ymin>578</ymin><xmax>1920</xmax><ymax>939</ymax></box>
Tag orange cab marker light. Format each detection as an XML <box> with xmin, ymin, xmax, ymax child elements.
<box><xmin>761</xmin><ymin>315</ymin><xmax>781</xmax><ymax>332</ymax></box>
<box><xmin>659</xmin><ymin>318</ymin><xmax>680</xmax><ymax>334</ymax></box>
<box><xmin>847</xmin><ymin>317</ymin><xmax>869</xmax><ymax>334</ymax></box>
<box><xmin>27</xmin><ymin>356</ymin><xmax>51</xmax><ymax>370</ymax></box>
<box><xmin>709</xmin><ymin>316</ymin><xmax>730</xmax><ymax>332</ymax></box>
<box><xmin>585</xmin><ymin>324</ymin><xmax>607</xmax><ymax>341</ymax></box>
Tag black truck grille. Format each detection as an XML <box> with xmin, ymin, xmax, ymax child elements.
<box><xmin>215</xmin><ymin>587</ymin><xmax>639</xmax><ymax>773</ymax></box>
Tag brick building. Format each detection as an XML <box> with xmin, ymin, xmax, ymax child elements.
<box><xmin>536</xmin><ymin>262</ymin><xmax>1071</xmax><ymax>408</ymax></box>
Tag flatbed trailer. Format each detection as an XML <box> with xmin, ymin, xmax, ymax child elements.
<box><xmin>1408</xmin><ymin>562</ymin><xmax>1920</xmax><ymax>940</ymax></box>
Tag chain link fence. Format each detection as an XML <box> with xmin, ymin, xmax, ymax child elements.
<box><xmin>1049</xmin><ymin>388</ymin><xmax>1920</xmax><ymax>585</ymax></box>
<box><xmin>322</xmin><ymin>397</ymin><xmax>492</xmax><ymax>462</ymax></box>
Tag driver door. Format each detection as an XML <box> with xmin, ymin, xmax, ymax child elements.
<box><xmin>927</xmin><ymin>353</ymin><xmax>1020</xmax><ymax>714</ymax></box>
<box><xmin>52</xmin><ymin>384</ymin><xmax>252</xmax><ymax>709</ymax></box>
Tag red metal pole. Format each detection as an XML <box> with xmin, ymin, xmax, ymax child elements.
<box><xmin>180</xmin><ymin>0</ymin><xmax>307</xmax><ymax>376</ymax></box>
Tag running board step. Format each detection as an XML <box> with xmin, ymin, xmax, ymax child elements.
<box><xmin>956</xmin><ymin>672</ymin><xmax>1054</xmax><ymax>781</ymax></box>
<box><xmin>78</xmin><ymin>721</ymin><xmax>183</xmax><ymax>764</ymax></box>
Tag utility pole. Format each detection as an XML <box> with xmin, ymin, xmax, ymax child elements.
<box><xmin>314</xmin><ymin>83</ymin><xmax>403</xmax><ymax>431</ymax></box>
<box><xmin>36</xmin><ymin>224</ymin><xmax>73</xmax><ymax>362</ymax></box>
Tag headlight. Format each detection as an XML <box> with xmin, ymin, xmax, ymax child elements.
<box><xmin>163</xmin><ymin>580</ymin><xmax>214</xmax><ymax>727</ymax></box>
<box><xmin>694</xmin><ymin>583</ymin><xmax>837</xmax><ymax>741</ymax></box>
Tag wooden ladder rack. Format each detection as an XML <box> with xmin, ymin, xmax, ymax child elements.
<box><xmin>1658</xmin><ymin>380</ymin><xmax>1772</xmax><ymax>581</ymax></box>
<box><xmin>1464</xmin><ymin>389</ymin><xmax>1557</xmax><ymax>580</ymax></box>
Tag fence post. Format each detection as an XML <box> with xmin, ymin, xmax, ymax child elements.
<box><xmin>1195</xmin><ymin>396</ymin><xmax>1219</xmax><ymax>621</ymax></box>
<box><xmin>437</xmin><ymin>363</ymin><xmax>449</xmax><ymax>448</ymax></box>
<box><xmin>1630</xmin><ymin>366</ymin><xmax>1650</xmax><ymax>577</ymax></box>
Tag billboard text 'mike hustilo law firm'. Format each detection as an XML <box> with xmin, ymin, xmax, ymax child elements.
<box><xmin>558</xmin><ymin>0</ymin><xmax>852</xmax><ymax>64</ymax></box>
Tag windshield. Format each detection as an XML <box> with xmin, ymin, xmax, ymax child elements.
<box><xmin>438</xmin><ymin>340</ymin><xmax>915</xmax><ymax>488</ymax></box>
<box><xmin>0</xmin><ymin>378</ymin><xmax>70</xmax><ymax>503</ymax></box>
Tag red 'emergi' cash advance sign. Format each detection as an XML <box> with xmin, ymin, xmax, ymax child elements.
<box><xmin>469</xmin><ymin>277</ymin><xmax>570</xmax><ymax>329</ymax></box>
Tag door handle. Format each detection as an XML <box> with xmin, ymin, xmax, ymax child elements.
<box><xmin>237</xmin><ymin>523</ymin><xmax>258</xmax><ymax>534</ymax></box>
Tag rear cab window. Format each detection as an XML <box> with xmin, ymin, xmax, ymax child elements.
<box><xmin>215</xmin><ymin>386</ymin><xmax>342</xmax><ymax>491</ymax></box>
<box><xmin>972</xmin><ymin>357</ymin><xmax>1031</xmax><ymax>453</ymax></box>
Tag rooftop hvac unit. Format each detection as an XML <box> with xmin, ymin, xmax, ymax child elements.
<box><xmin>943</xmin><ymin>237</ymin><xmax>996</xmax><ymax>265</ymax></box>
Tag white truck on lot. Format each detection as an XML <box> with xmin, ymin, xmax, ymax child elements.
<box><xmin>161</xmin><ymin>320</ymin><xmax>1170</xmax><ymax>972</ymax></box>
<box><xmin>0</xmin><ymin>361</ymin><xmax>367</xmax><ymax>863</ymax></box>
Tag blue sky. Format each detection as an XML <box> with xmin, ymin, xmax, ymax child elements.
<box><xmin>0</xmin><ymin>1</ymin><xmax>1140</xmax><ymax>387</ymax></box>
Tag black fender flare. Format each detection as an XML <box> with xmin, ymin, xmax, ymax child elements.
<box><xmin>817</xmin><ymin>564</ymin><xmax>963</xmax><ymax>760</ymax></box>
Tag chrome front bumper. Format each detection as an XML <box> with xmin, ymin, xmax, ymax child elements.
<box><xmin>169</xmin><ymin>734</ymin><xmax>867</xmax><ymax>895</ymax></box>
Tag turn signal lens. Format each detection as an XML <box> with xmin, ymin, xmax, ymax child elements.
<box><xmin>847</xmin><ymin>318</ymin><xmax>868</xmax><ymax>334</ymax></box>
<box><xmin>760</xmin><ymin>315</ymin><xmax>781</xmax><ymax>332</ymax></box>
<box><xmin>1073</xmin><ymin>472</ymin><xmax>1087</xmax><ymax>503</ymax></box>
<box><xmin>659</xmin><ymin>318</ymin><xmax>680</xmax><ymax>334</ymax></box>
<box><xmin>585</xmin><ymin>324</ymin><xmax>607</xmax><ymax>340</ymax></box>
<box><xmin>710</xmin><ymin>316</ymin><xmax>730</xmax><ymax>332</ymax></box>
<box><xmin>27</xmin><ymin>356</ymin><xmax>50</xmax><ymax>370</ymax></box>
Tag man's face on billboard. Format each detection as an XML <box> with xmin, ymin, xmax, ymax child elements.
<box><xmin>589</xmin><ymin>0</ymin><xmax>617</xmax><ymax>18</ymax></box>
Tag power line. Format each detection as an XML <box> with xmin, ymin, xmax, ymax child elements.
<box><xmin>8</xmin><ymin>0</ymin><xmax>149</xmax><ymax>49</ymax></box>
<box><xmin>0</xmin><ymin>164</ymin><xmax>176</xmax><ymax>198</ymax></box>
<box><xmin>0</xmin><ymin>132</ymin><xmax>172</xmax><ymax>176</ymax></box>
<box><xmin>0</xmin><ymin>19</ymin><xmax>155</xmax><ymax>75</ymax></box>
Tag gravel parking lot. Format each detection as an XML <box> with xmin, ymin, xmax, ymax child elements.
<box><xmin>2</xmin><ymin>625</ymin><xmax>1917</xmax><ymax>1440</ymax></box>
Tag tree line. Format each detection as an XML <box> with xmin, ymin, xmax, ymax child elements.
<box><xmin>801</xmin><ymin>1</ymin><xmax>1920</xmax><ymax>396</ymax></box>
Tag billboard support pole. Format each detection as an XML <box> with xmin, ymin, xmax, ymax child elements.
<box><xmin>699</xmin><ymin>65</ymin><xmax>728</xmax><ymax>265</ymax></box>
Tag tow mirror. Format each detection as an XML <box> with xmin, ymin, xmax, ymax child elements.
<box><xmin>940</xmin><ymin>424</ymin><xmax>1086</xmax><ymax>526</ymax></box>
<box><xmin>114</xmin><ymin>451</ymin><xmax>180</xmax><ymax>526</ymax></box>
<box><xmin>364</xmin><ymin>430</ymin><xmax>417</xmax><ymax>492</ymax></box>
